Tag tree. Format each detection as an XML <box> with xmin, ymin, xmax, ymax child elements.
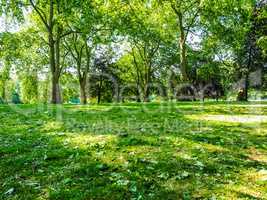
<box><xmin>0</xmin><ymin>32</ymin><xmax>20</xmax><ymax>102</ymax></box>
<box><xmin>161</xmin><ymin>0</ymin><xmax>202</xmax><ymax>81</ymax></box>
<box><xmin>28</xmin><ymin>0</ymin><xmax>73</xmax><ymax>103</ymax></box>
<box><xmin>21</xmin><ymin>72</ymin><xmax>38</xmax><ymax>104</ymax></box>
<box><xmin>111</xmin><ymin>0</ymin><xmax>166</xmax><ymax>101</ymax></box>
<box><xmin>200</xmin><ymin>0</ymin><xmax>257</xmax><ymax>101</ymax></box>
<box><xmin>89</xmin><ymin>45</ymin><xmax>116</xmax><ymax>104</ymax></box>
<box><xmin>129</xmin><ymin>39</ymin><xmax>160</xmax><ymax>102</ymax></box>
<box><xmin>64</xmin><ymin>34</ymin><xmax>91</xmax><ymax>104</ymax></box>
<box><xmin>1</xmin><ymin>0</ymin><xmax>77</xmax><ymax>103</ymax></box>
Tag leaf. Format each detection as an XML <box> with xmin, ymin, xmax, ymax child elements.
<box><xmin>158</xmin><ymin>172</ymin><xmax>169</xmax><ymax>180</ymax></box>
<box><xmin>116</xmin><ymin>179</ymin><xmax>129</xmax><ymax>186</ymax></box>
<box><xmin>130</xmin><ymin>184</ymin><xmax>137</xmax><ymax>192</ymax></box>
<box><xmin>181</xmin><ymin>171</ymin><xmax>190</xmax><ymax>178</ymax></box>
<box><xmin>63</xmin><ymin>178</ymin><xmax>72</xmax><ymax>184</ymax></box>
<box><xmin>4</xmin><ymin>188</ymin><xmax>14</xmax><ymax>195</ymax></box>
<box><xmin>195</xmin><ymin>161</ymin><xmax>204</xmax><ymax>169</ymax></box>
<box><xmin>96</xmin><ymin>163</ymin><xmax>109</xmax><ymax>171</ymax></box>
<box><xmin>57</xmin><ymin>132</ymin><xmax>65</xmax><ymax>136</ymax></box>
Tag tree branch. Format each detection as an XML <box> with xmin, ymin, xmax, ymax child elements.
<box><xmin>29</xmin><ymin>0</ymin><xmax>50</xmax><ymax>31</ymax></box>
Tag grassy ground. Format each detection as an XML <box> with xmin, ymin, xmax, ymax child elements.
<box><xmin>0</xmin><ymin>102</ymin><xmax>267</xmax><ymax>200</ymax></box>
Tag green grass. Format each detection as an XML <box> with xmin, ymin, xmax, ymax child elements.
<box><xmin>0</xmin><ymin>102</ymin><xmax>267</xmax><ymax>199</ymax></box>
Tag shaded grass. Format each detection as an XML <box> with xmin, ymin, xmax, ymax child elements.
<box><xmin>0</xmin><ymin>102</ymin><xmax>267</xmax><ymax>199</ymax></box>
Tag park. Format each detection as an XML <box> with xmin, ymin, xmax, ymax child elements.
<box><xmin>0</xmin><ymin>0</ymin><xmax>267</xmax><ymax>199</ymax></box>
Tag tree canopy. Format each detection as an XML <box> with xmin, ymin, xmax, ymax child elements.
<box><xmin>0</xmin><ymin>0</ymin><xmax>266</xmax><ymax>104</ymax></box>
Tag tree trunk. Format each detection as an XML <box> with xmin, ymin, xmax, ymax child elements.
<box><xmin>80</xmin><ymin>80</ymin><xmax>87</xmax><ymax>105</ymax></box>
<box><xmin>97</xmin><ymin>88</ymin><xmax>101</xmax><ymax>104</ymax></box>
<box><xmin>114</xmin><ymin>85</ymin><xmax>120</xmax><ymax>103</ymax></box>
<box><xmin>143</xmin><ymin>65</ymin><xmax>151</xmax><ymax>102</ymax></box>
<box><xmin>1</xmin><ymin>80</ymin><xmax>6</xmax><ymax>101</ymax></box>
<box><xmin>51</xmin><ymin>74</ymin><xmax>61</xmax><ymax>104</ymax></box>
<box><xmin>143</xmin><ymin>85</ymin><xmax>150</xmax><ymax>102</ymax></box>
<box><xmin>177</xmin><ymin>10</ymin><xmax>189</xmax><ymax>81</ymax></box>
<box><xmin>48</xmin><ymin>0</ymin><xmax>61</xmax><ymax>104</ymax></box>
<box><xmin>50</xmin><ymin>30</ymin><xmax>62</xmax><ymax>104</ymax></box>
<box><xmin>50</xmin><ymin>47</ymin><xmax>61</xmax><ymax>104</ymax></box>
<box><xmin>180</xmin><ymin>38</ymin><xmax>188</xmax><ymax>81</ymax></box>
<box><xmin>237</xmin><ymin>74</ymin><xmax>249</xmax><ymax>101</ymax></box>
<box><xmin>97</xmin><ymin>76</ymin><xmax>103</xmax><ymax>104</ymax></box>
<box><xmin>243</xmin><ymin>74</ymin><xmax>249</xmax><ymax>101</ymax></box>
<box><xmin>31</xmin><ymin>0</ymin><xmax>63</xmax><ymax>104</ymax></box>
<box><xmin>49</xmin><ymin>33</ymin><xmax>60</xmax><ymax>104</ymax></box>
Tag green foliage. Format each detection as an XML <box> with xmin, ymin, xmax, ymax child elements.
<box><xmin>61</xmin><ymin>73</ymin><xmax>79</xmax><ymax>103</ymax></box>
<box><xmin>11</xmin><ymin>92</ymin><xmax>21</xmax><ymax>104</ymax></box>
<box><xmin>21</xmin><ymin>74</ymin><xmax>38</xmax><ymax>104</ymax></box>
<box><xmin>258</xmin><ymin>36</ymin><xmax>267</xmax><ymax>56</ymax></box>
<box><xmin>0</xmin><ymin>0</ymin><xmax>265</xmax><ymax>103</ymax></box>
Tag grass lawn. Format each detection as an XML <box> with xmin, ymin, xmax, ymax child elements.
<box><xmin>0</xmin><ymin>102</ymin><xmax>267</xmax><ymax>199</ymax></box>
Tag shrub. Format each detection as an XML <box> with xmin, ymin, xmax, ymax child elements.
<box><xmin>11</xmin><ymin>92</ymin><xmax>22</xmax><ymax>104</ymax></box>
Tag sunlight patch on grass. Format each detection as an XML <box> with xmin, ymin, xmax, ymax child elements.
<box><xmin>66</xmin><ymin>105</ymin><xmax>112</xmax><ymax>112</ymax></box>
<box><xmin>244</xmin><ymin>169</ymin><xmax>267</xmax><ymax>182</ymax></box>
<box><xmin>229</xmin><ymin>169</ymin><xmax>267</xmax><ymax>199</ymax></box>
<box><xmin>247</xmin><ymin>148</ymin><xmax>267</xmax><ymax>164</ymax></box>
<box><xmin>42</xmin><ymin>121</ymin><xmax>64</xmax><ymax>132</ymax></box>
<box><xmin>201</xmin><ymin>143</ymin><xmax>228</xmax><ymax>153</ymax></box>
<box><xmin>173</xmin><ymin>150</ymin><xmax>193</xmax><ymax>160</ymax></box>
<box><xmin>229</xmin><ymin>185</ymin><xmax>266</xmax><ymax>199</ymax></box>
<box><xmin>96</xmin><ymin>152</ymin><xmax>129</xmax><ymax>166</ymax></box>
<box><xmin>60</xmin><ymin>134</ymin><xmax>117</xmax><ymax>149</ymax></box>
<box><xmin>254</xmin><ymin>127</ymin><xmax>267</xmax><ymax>136</ymax></box>
<box><xmin>161</xmin><ymin>179</ymin><xmax>194</xmax><ymax>196</ymax></box>
<box><xmin>175</xmin><ymin>104</ymin><xmax>206</xmax><ymax>108</ymax></box>
<box><xmin>233</xmin><ymin>104</ymin><xmax>267</xmax><ymax>108</ymax></box>
<box><xmin>257</xmin><ymin>170</ymin><xmax>267</xmax><ymax>181</ymax></box>
<box><xmin>188</xmin><ymin>114</ymin><xmax>267</xmax><ymax>123</ymax></box>
<box><xmin>126</xmin><ymin>145</ymin><xmax>161</xmax><ymax>156</ymax></box>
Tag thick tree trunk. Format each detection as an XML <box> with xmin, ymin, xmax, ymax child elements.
<box><xmin>49</xmin><ymin>33</ymin><xmax>60</xmax><ymax>104</ymax></box>
<box><xmin>177</xmin><ymin>10</ymin><xmax>189</xmax><ymax>82</ymax></box>
<box><xmin>80</xmin><ymin>80</ymin><xmax>87</xmax><ymax>105</ymax></box>
<box><xmin>48</xmin><ymin>1</ymin><xmax>61</xmax><ymax>104</ymax></box>
<box><xmin>136</xmin><ymin>84</ymin><xmax>141</xmax><ymax>102</ymax></box>
<box><xmin>50</xmin><ymin>47</ymin><xmax>61</xmax><ymax>104</ymax></box>
<box><xmin>114</xmin><ymin>85</ymin><xmax>120</xmax><ymax>103</ymax></box>
<box><xmin>50</xmin><ymin>31</ymin><xmax>62</xmax><ymax>104</ymax></box>
<box><xmin>237</xmin><ymin>74</ymin><xmax>249</xmax><ymax>101</ymax></box>
<box><xmin>143</xmin><ymin>85</ymin><xmax>150</xmax><ymax>102</ymax></box>
<box><xmin>51</xmin><ymin>74</ymin><xmax>61</xmax><ymax>104</ymax></box>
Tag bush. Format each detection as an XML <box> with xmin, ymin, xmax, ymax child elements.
<box><xmin>12</xmin><ymin>92</ymin><xmax>22</xmax><ymax>104</ymax></box>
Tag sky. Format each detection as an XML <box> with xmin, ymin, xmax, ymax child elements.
<box><xmin>0</xmin><ymin>15</ymin><xmax>20</xmax><ymax>33</ymax></box>
<box><xmin>0</xmin><ymin>7</ymin><xmax>31</xmax><ymax>33</ymax></box>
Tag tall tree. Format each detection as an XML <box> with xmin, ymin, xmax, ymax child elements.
<box><xmin>162</xmin><ymin>0</ymin><xmax>202</xmax><ymax>81</ymax></box>
<box><xmin>28</xmin><ymin>0</ymin><xmax>73</xmax><ymax>103</ymax></box>
<box><xmin>64</xmin><ymin>34</ymin><xmax>92</xmax><ymax>104</ymax></box>
<box><xmin>0</xmin><ymin>32</ymin><xmax>20</xmax><ymax>102</ymax></box>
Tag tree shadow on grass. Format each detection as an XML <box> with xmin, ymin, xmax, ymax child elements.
<box><xmin>0</xmin><ymin>106</ymin><xmax>183</xmax><ymax>199</ymax></box>
<box><xmin>1</xmin><ymin>103</ymin><xmax>267</xmax><ymax>199</ymax></box>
